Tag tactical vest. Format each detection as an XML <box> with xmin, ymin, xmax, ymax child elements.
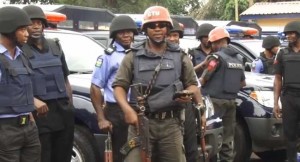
<box><xmin>282</xmin><ymin>48</ymin><xmax>300</xmax><ymax>89</ymax></box>
<box><xmin>0</xmin><ymin>54</ymin><xmax>34</xmax><ymax>115</ymax></box>
<box><xmin>190</xmin><ymin>48</ymin><xmax>207</xmax><ymax>66</ymax></box>
<box><xmin>259</xmin><ymin>52</ymin><xmax>275</xmax><ymax>75</ymax></box>
<box><xmin>22</xmin><ymin>39</ymin><xmax>68</xmax><ymax>100</ymax></box>
<box><xmin>202</xmin><ymin>49</ymin><xmax>244</xmax><ymax>100</ymax></box>
<box><xmin>130</xmin><ymin>42</ymin><xmax>184</xmax><ymax>112</ymax></box>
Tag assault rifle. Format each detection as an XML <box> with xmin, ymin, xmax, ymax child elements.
<box><xmin>104</xmin><ymin>132</ymin><xmax>113</xmax><ymax>162</ymax></box>
<box><xmin>132</xmin><ymin>83</ymin><xmax>152</xmax><ymax>162</ymax></box>
<box><xmin>194</xmin><ymin>99</ymin><xmax>207</xmax><ymax>162</ymax></box>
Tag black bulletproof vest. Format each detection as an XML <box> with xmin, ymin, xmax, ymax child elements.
<box><xmin>202</xmin><ymin>48</ymin><xmax>244</xmax><ymax>100</ymax></box>
<box><xmin>190</xmin><ymin>47</ymin><xmax>207</xmax><ymax>66</ymax></box>
<box><xmin>259</xmin><ymin>52</ymin><xmax>275</xmax><ymax>75</ymax></box>
<box><xmin>282</xmin><ymin>49</ymin><xmax>300</xmax><ymax>89</ymax></box>
<box><xmin>22</xmin><ymin>40</ymin><xmax>67</xmax><ymax>100</ymax></box>
<box><xmin>129</xmin><ymin>42</ymin><xmax>183</xmax><ymax>112</ymax></box>
<box><xmin>0</xmin><ymin>54</ymin><xmax>34</xmax><ymax>115</ymax></box>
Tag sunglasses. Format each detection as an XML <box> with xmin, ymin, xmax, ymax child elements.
<box><xmin>146</xmin><ymin>22</ymin><xmax>168</xmax><ymax>29</ymax></box>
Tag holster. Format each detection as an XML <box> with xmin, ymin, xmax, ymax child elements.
<box><xmin>120</xmin><ymin>137</ymin><xmax>140</xmax><ymax>155</ymax></box>
<box><xmin>147</xmin><ymin>80</ymin><xmax>183</xmax><ymax>113</ymax></box>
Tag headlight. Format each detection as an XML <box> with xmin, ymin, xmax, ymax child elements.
<box><xmin>249</xmin><ymin>91</ymin><xmax>281</xmax><ymax>108</ymax></box>
<box><xmin>203</xmin><ymin>95</ymin><xmax>215</xmax><ymax>118</ymax></box>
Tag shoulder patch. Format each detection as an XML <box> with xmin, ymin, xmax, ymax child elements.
<box><xmin>95</xmin><ymin>56</ymin><xmax>103</xmax><ymax>67</ymax></box>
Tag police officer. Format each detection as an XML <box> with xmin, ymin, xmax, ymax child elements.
<box><xmin>190</xmin><ymin>23</ymin><xmax>215</xmax><ymax>77</ymax></box>
<box><xmin>273</xmin><ymin>21</ymin><xmax>300</xmax><ymax>162</ymax></box>
<box><xmin>90</xmin><ymin>15</ymin><xmax>138</xmax><ymax>162</ymax></box>
<box><xmin>252</xmin><ymin>35</ymin><xmax>280</xmax><ymax>74</ymax></box>
<box><xmin>113</xmin><ymin>6</ymin><xmax>205</xmax><ymax>162</ymax></box>
<box><xmin>0</xmin><ymin>6</ymin><xmax>43</xmax><ymax>162</ymax></box>
<box><xmin>167</xmin><ymin>19</ymin><xmax>184</xmax><ymax>44</ymax></box>
<box><xmin>167</xmin><ymin>19</ymin><xmax>202</xmax><ymax>162</ymax></box>
<box><xmin>200</xmin><ymin>27</ymin><xmax>246</xmax><ymax>162</ymax></box>
<box><xmin>22</xmin><ymin>5</ymin><xmax>74</xmax><ymax>162</ymax></box>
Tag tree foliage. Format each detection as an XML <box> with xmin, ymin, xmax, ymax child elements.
<box><xmin>191</xmin><ymin>0</ymin><xmax>249</xmax><ymax>20</ymax></box>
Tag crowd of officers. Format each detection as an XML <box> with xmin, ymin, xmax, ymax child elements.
<box><xmin>1</xmin><ymin>3</ymin><xmax>300</xmax><ymax>162</ymax></box>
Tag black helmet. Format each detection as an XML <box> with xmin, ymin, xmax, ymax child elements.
<box><xmin>109</xmin><ymin>15</ymin><xmax>138</xmax><ymax>38</ymax></box>
<box><xmin>283</xmin><ymin>21</ymin><xmax>300</xmax><ymax>35</ymax></box>
<box><xmin>196</xmin><ymin>23</ymin><xmax>214</xmax><ymax>39</ymax></box>
<box><xmin>0</xmin><ymin>6</ymin><xmax>31</xmax><ymax>34</ymax></box>
<box><xmin>262</xmin><ymin>36</ymin><xmax>280</xmax><ymax>49</ymax></box>
<box><xmin>23</xmin><ymin>5</ymin><xmax>48</xmax><ymax>27</ymax></box>
<box><xmin>170</xmin><ymin>19</ymin><xmax>184</xmax><ymax>38</ymax></box>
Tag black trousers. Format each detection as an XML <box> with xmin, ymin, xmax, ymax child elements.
<box><xmin>281</xmin><ymin>91</ymin><xmax>300</xmax><ymax>162</ymax></box>
<box><xmin>0</xmin><ymin>117</ymin><xmax>41</xmax><ymax>162</ymax></box>
<box><xmin>105</xmin><ymin>102</ymin><xmax>129</xmax><ymax>162</ymax></box>
<box><xmin>34</xmin><ymin>99</ymin><xmax>74</xmax><ymax>162</ymax></box>
<box><xmin>184</xmin><ymin>103</ymin><xmax>200</xmax><ymax>162</ymax></box>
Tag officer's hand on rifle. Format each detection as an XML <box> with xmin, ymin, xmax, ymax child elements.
<box><xmin>201</xmin><ymin>114</ymin><xmax>207</xmax><ymax>133</ymax></box>
<box><xmin>34</xmin><ymin>98</ymin><xmax>49</xmax><ymax>116</ymax></box>
<box><xmin>273</xmin><ymin>103</ymin><xmax>282</xmax><ymax>119</ymax></box>
<box><xmin>98</xmin><ymin>119</ymin><xmax>113</xmax><ymax>133</ymax></box>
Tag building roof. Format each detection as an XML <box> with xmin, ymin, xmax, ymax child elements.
<box><xmin>240</xmin><ymin>1</ymin><xmax>300</xmax><ymax>20</ymax></box>
<box><xmin>241</xmin><ymin>1</ymin><xmax>300</xmax><ymax>16</ymax></box>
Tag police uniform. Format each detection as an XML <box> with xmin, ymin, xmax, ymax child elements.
<box><xmin>201</xmin><ymin>47</ymin><xmax>245</xmax><ymax>162</ymax></box>
<box><xmin>113</xmin><ymin>40</ymin><xmax>198</xmax><ymax>162</ymax></box>
<box><xmin>252</xmin><ymin>52</ymin><xmax>275</xmax><ymax>74</ymax></box>
<box><xmin>0</xmin><ymin>44</ymin><xmax>41</xmax><ymax>162</ymax></box>
<box><xmin>274</xmin><ymin>47</ymin><xmax>300</xmax><ymax>162</ymax></box>
<box><xmin>22</xmin><ymin>37</ymin><xmax>74</xmax><ymax>162</ymax></box>
<box><xmin>91</xmin><ymin>42</ymin><xmax>129</xmax><ymax>162</ymax></box>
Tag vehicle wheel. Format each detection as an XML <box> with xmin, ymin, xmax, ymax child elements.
<box><xmin>71</xmin><ymin>125</ymin><xmax>100</xmax><ymax>162</ymax></box>
<box><xmin>255</xmin><ymin>150</ymin><xmax>286</xmax><ymax>162</ymax></box>
<box><xmin>233</xmin><ymin>120</ymin><xmax>252</xmax><ymax>162</ymax></box>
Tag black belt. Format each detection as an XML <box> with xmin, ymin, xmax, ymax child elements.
<box><xmin>146</xmin><ymin>110</ymin><xmax>179</xmax><ymax>120</ymax></box>
<box><xmin>0</xmin><ymin>115</ymin><xmax>30</xmax><ymax>126</ymax></box>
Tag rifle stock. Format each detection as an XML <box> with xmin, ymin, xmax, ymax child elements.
<box><xmin>131</xmin><ymin>83</ymin><xmax>152</xmax><ymax>162</ymax></box>
<box><xmin>137</xmin><ymin>103</ymin><xmax>152</xmax><ymax>162</ymax></box>
<box><xmin>104</xmin><ymin>132</ymin><xmax>113</xmax><ymax>162</ymax></box>
<box><xmin>195</xmin><ymin>103</ymin><xmax>207</xmax><ymax>162</ymax></box>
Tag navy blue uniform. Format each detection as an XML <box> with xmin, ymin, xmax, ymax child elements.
<box><xmin>0</xmin><ymin>44</ymin><xmax>41</xmax><ymax>162</ymax></box>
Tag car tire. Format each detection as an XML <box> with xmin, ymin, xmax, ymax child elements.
<box><xmin>255</xmin><ymin>150</ymin><xmax>286</xmax><ymax>162</ymax></box>
<box><xmin>72</xmin><ymin>125</ymin><xmax>100</xmax><ymax>162</ymax></box>
<box><xmin>233</xmin><ymin>120</ymin><xmax>252</xmax><ymax>162</ymax></box>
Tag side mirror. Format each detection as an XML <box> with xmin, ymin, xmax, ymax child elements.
<box><xmin>245</xmin><ymin>62</ymin><xmax>252</xmax><ymax>72</ymax></box>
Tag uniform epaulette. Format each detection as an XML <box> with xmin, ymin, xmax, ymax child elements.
<box><xmin>104</xmin><ymin>47</ymin><xmax>115</xmax><ymax>55</ymax></box>
<box><xmin>181</xmin><ymin>48</ymin><xmax>189</xmax><ymax>55</ymax></box>
<box><xmin>210</xmin><ymin>54</ymin><xmax>219</xmax><ymax>59</ymax></box>
<box><xmin>125</xmin><ymin>49</ymin><xmax>132</xmax><ymax>54</ymax></box>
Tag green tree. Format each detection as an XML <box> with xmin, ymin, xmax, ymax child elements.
<box><xmin>191</xmin><ymin>0</ymin><xmax>249</xmax><ymax>20</ymax></box>
<box><xmin>222</xmin><ymin>0</ymin><xmax>249</xmax><ymax>20</ymax></box>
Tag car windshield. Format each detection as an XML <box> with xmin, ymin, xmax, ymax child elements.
<box><xmin>237</xmin><ymin>40</ymin><xmax>264</xmax><ymax>57</ymax></box>
<box><xmin>44</xmin><ymin>31</ymin><xmax>104</xmax><ymax>73</ymax></box>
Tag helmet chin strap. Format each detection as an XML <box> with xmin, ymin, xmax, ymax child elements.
<box><xmin>148</xmin><ymin>36</ymin><xmax>166</xmax><ymax>46</ymax></box>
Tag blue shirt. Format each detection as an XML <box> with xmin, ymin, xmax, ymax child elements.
<box><xmin>0</xmin><ymin>44</ymin><xmax>22</xmax><ymax>81</ymax></box>
<box><xmin>91</xmin><ymin>42</ymin><xmax>128</xmax><ymax>103</ymax></box>
<box><xmin>0</xmin><ymin>44</ymin><xmax>28</xmax><ymax>118</ymax></box>
<box><xmin>251</xmin><ymin>59</ymin><xmax>264</xmax><ymax>73</ymax></box>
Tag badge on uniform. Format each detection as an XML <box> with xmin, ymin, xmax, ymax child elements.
<box><xmin>95</xmin><ymin>56</ymin><xmax>103</xmax><ymax>68</ymax></box>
